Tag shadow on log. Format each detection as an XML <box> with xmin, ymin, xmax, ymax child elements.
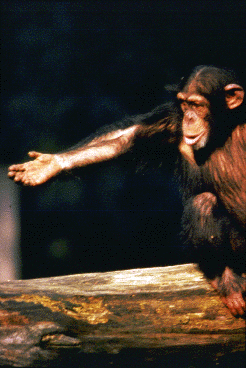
<box><xmin>0</xmin><ymin>263</ymin><xmax>245</xmax><ymax>367</ymax></box>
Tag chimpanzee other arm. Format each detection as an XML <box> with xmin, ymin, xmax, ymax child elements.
<box><xmin>8</xmin><ymin>124</ymin><xmax>141</xmax><ymax>186</ymax></box>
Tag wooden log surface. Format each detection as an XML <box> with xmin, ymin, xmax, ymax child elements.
<box><xmin>0</xmin><ymin>263</ymin><xmax>245</xmax><ymax>367</ymax></box>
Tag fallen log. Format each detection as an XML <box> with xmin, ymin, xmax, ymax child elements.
<box><xmin>0</xmin><ymin>263</ymin><xmax>245</xmax><ymax>367</ymax></box>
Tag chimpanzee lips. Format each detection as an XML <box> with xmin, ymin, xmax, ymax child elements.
<box><xmin>184</xmin><ymin>132</ymin><xmax>205</xmax><ymax>146</ymax></box>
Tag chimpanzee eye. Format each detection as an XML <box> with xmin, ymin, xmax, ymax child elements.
<box><xmin>190</xmin><ymin>102</ymin><xmax>205</xmax><ymax>112</ymax></box>
<box><xmin>191</xmin><ymin>102</ymin><xmax>200</xmax><ymax>108</ymax></box>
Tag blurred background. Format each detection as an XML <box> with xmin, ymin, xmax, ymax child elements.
<box><xmin>1</xmin><ymin>0</ymin><xmax>246</xmax><ymax>280</ymax></box>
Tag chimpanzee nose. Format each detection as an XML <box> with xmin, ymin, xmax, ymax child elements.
<box><xmin>184</xmin><ymin>110</ymin><xmax>196</xmax><ymax>124</ymax></box>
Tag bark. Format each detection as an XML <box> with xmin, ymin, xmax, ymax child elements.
<box><xmin>0</xmin><ymin>263</ymin><xmax>245</xmax><ymax>367</ymax></box>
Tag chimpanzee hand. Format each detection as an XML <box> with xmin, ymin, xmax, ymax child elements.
<box><xmin>210</xmin><ymin>267</ymin><xmax>246</xmax><ymax>316</ymax></box>
<box><xmin>8</xmin><ymin>151</ymin><xmax>63</xmax><ymax>186</ymax></box>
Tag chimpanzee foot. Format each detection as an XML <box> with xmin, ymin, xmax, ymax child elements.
<box><xmin>210</xmin><ymin>267</ymin><xmax>246</xmax><ymax>316</ymax></box>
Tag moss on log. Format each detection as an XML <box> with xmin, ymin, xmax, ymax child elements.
<box><xmin>0</xmin><ymin>263</ymin><xmax>245</xmax><ymax>367</ymax></box>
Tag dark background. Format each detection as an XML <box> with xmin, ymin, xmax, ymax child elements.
<box><xmin>1</xmin><ymin>0</ymin><xmax>246</xmax><ymax>279</ymax></box>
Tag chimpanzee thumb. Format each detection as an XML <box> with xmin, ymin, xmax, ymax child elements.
<box><xmin>28</xmin><ymin>151</ymin><xmax>41</xmax><ymax>158</ymax></box>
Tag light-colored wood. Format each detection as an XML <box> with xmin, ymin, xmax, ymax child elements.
<box><xmin>0</xmin><ymin>263</ymin><xmax>245</xmax><ymax>367</ymax></box>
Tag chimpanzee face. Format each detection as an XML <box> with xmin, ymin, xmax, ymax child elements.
<box><xmin>177</xmin><ymin>91</ymin><xmax>211</xmax><ymax>150</ymax></box>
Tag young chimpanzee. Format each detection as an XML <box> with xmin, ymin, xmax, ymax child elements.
<box><xmin>8</xmin><ymin>65</ymin><xmax>246</xmax><ymax>316</ymax></box>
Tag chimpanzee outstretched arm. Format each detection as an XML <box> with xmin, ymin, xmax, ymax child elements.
<box><xmin>8</xmin><ymin>124</ymin><xmax>142</xmax><ymax>186</ymax></box>
<box><xmin>8</xmin><ymin>101</ymin><xmax>177</xmax><ymax>186</ymax></box>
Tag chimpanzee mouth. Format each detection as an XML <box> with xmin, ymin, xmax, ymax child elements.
<box><xmin>184</xmin><ymin>132</ymin><xmax>205</xmax><ymax>146</ymax></box>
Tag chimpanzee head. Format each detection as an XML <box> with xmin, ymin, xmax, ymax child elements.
<box><xmin>177</xmin><ymin>66</ymin><xmax>245</xmax><ymax>150</ymax></box>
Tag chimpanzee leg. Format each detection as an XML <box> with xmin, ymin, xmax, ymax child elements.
<box><xmin>182</xmin><ymin>192</ymin><xmax>246</xmax><ymax>316</ymax></box>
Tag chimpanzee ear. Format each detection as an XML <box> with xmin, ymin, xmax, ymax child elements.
<box><xmin>224</xmin><ymin>84</ymin><xmax>245</xmax><ymax>109</ymax></box>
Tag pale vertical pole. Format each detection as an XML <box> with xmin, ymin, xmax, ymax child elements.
<box><xmin>0</xmin><ymin>166</ymin><xmax>21</xmax><ymax>280</ymax></box>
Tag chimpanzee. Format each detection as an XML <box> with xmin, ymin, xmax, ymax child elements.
<box><xmin>8</xmin><ymin>65</ymin><xmax>246</xmax><ymax>316</ymax></box>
